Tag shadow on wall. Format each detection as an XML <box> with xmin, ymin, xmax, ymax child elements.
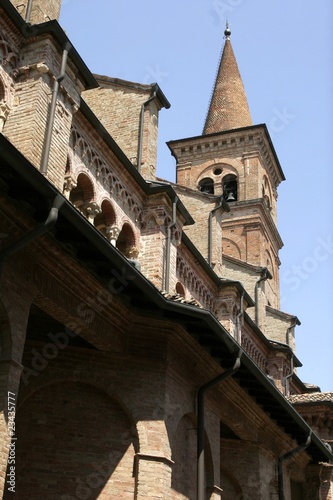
<box><xmin>4</xmin><ymin>381</ymin><xmax>138</xmax><ymax>500</ymax></box>
<box><xmin>171</xmin><ymin>413</ymin><xmax>214</xmax><ymax>499</ymax></box>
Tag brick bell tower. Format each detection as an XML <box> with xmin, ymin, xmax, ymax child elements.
<box><xmin>169</xmin><ymin>25</ymin><xmax>285</xmax><ymax>310</ymax></box>
<box><xmin>10</xmin><ymin>0</ymin><xmax>62</xmax><ymax>24</ymax></box>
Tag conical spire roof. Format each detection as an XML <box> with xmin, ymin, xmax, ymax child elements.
<box><xmin>203</xmin><ymin>26</ymin><xmax>252</xmax><ymax>134</ymax></box>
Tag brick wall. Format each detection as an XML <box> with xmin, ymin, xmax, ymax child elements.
<box><xmin>3</xmin><ymin>37</ymin><xmax>82</xmax><ymax>192</ymax></box>
<box><xmin>10</xmin><ymin>0</ymin><xmax>61</xmax><ymax>23</ymax></box>
<box><xmin>4</xmin><ymin>378</ymin><xmax>137</xmax><ymax>499</ymax></box>
<box><xmin>83</xmin><ymin>78</ymin><xmax>163</xmax><ymax>180</ymax></box>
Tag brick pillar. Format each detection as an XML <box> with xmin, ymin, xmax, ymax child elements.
<box><xmin>320</xmin><ymin>464</ymin><xmax>333</xmax><ymax>500</ymax></box>
<box><xmin>304</xmin><ymin>464</ymin><xmax>321</xmax><ymax>500</ymax></box>
<box><xmin>135</xmin><ymin>454</ymin><xmax>173</xmax><ymax>499</ymax></box>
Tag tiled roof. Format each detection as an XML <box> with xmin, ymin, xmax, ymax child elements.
<box><xmin>160</xmin><ymin>291</ymin><xmax>203</xmax><ymax>308</ymax></box>
<box><xmin>288</xmin><ymin>392</ymin><xmax>333</xmax><ymax>404</ymax></box>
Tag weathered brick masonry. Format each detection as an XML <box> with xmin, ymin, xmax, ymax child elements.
<box><xmin>0</xmin><ymin>2</ymin><xmax>332</xmax><ymax>499</ymax></box>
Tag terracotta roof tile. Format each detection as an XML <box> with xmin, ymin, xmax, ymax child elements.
<box><xmin>288</xmin><ymin>392</ymin><xmax>333</xmax><ymax>404</ymax></box>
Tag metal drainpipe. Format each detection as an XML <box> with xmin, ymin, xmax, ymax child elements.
<box><xmin>40</xmin><ymin>42</ymin><xmax>72</xmax><ymax>175</ymax></box>
<box><xmin>25</xmin><ymin>0</ymin><xmax>33</xmax><ymax>23</ymax></box>
<box><xmin>164</xmin><ymin>196</ymin><xmax>178</xmax><ymax>293</ymax></box>
<box><xmin>277</xmin><ymin>433</ymin><xmax>312</xmax><ymax>500</ymax></box>
<box><xmin>137</xmin><ymin>91</ymin><xmax>157</xmax><ymax>173</ymax></box>
<box><xmin>254</xmin><ymin>268</ymin><xmax>269</xmax><ymax>326</ymax></box>
<box><xmin>208</xmin><ymin>197</ymin><xmax>224</xmax><ymax>267</ymax></box>
<box><xmin>236</xmin><ymin>291</ymin><xmax>244</xmax><ymax>344</ymax></box>
<box><xmin>0</xmin><ymin>194</ymin><xmax>64</xmax><ymax>271</ymax></box>
<box><xmin>284</xmin><ymin>355</ymin><xmax>294</xmax><ymax>396</ymax></box>
<box><xmin>286</xmin><ymin>318</ymin><xmax>297</xmax><ymax>347</ymax></box>
<box><xmin>197</xmin><ymin>350</ymin><xmax>242</xmax><ymax>500</ymax></box>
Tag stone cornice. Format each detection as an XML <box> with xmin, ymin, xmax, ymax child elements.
<box><xmin>167</xmin><ymin>124</ymin><xmax>285</xmax><ymax>189</ymax></box>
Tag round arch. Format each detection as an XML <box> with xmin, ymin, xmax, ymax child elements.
<box><xmin>116</xmin><ymin>222</ymin><xmax>137</xmax><ymax>258</ymax></box>
<box><xmin>69</xmin><ymin>172</ymin><xmax>95</xmax><ymax>209</ymax></box>
<box><xmin>222</xmin><ymin>238</ymin><xmax>241</xmax><ymax>260</ymax></box>
<box><xmin>94</xmin><ymin>199</ymin><xmax>117</xmax><ymax>235</ymax></box>
<box><xmin>220</xmin><ymin>465</ymin><xmax>244</xmax><ymax>499</ymax></box>
<box><xmin>9</xmin><ymin>380</ymin><xmax>138</xmax><ymax>499</ymax></box>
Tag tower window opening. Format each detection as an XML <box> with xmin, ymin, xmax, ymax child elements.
<box><xmin>214</xmin><ymin>167</ymin><xmax>222</xmax><ymax>176</ymax></box>
<box><xmin>199</xmin><ymin>177</ymin><xmax>214</xmax><ymax>194</ymax></box>
<box><xmin>223</xmin><ymin>174</ymin><xmax>237</xmax><ymax>202</ymax></box>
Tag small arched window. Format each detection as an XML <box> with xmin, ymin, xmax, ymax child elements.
<box><xmin>222</xmin><ymin>174</ymin><xmax>237</xmax><ymax>202</ymax></box>
<box><xmin>116</xmin><ymin>223</ymin><xmax>136</xmax><ymax>258</ymax></box>
<box><xmin>198</xmin><ymin>177</ymin><xmax>214</xmax><ymax>194</ymax></box>
<box><xmin>94</xmin><ymin>200</ymin><xmax>116</xmax><ymax>236</ymax></box>
<box><xmin>69</xmin><ymin>173</ymin><xmax>94</xmax><ymax>209</ymax></box>
<box><xmin>175</xmin><ymin>282</ymin><xmax>185</xmax><ymax>297</ymax></box>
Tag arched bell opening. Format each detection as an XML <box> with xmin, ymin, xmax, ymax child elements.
<box><xmin>198</xmin><ymin>177</ymin><xmax>214</xmax><ymax>195</ymax></box>
<box><xmin>222</xmin><ymin>174</ymin><xmax>238</xmax><ymax>202</ymax></box>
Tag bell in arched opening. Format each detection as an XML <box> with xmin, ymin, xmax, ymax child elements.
<box><xmin>198</xmin><ymin>177</ymin><xmax>214</xmax><ymax>195</ymax></box>
<box><xmin>222</xmin><ymin>174</ymin><xmax>238</xmax><ymax>202</ymax></box>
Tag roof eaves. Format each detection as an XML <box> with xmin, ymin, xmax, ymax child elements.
<box><xmin>219</xmin><ymin>279</ymin><xmax>255</xmax><ymax>307</ymax></box>
<box><xmin>180</xmin><ymin>232</ymin><xmax>253</xmax><ymax>307</ymax></box>
<box><xmin>147</xmin><ymin>182</ymin><xmax>194</xmax><ymax>225</ymax></box>
<box><xmin>244</xmin><ymin>312</ymin><xmax>302</xmax><ymax>367</ymax></box>
<box><xmin>266</xmin><ymin>305</ymin><xmax>301</xmax><ymax>326</ymax></box>
<box><xmin>167</xmin><ymin>123</ymin><xmax>285</xmax><ymax>182</ymax></box>
<box><xmin>150</xmin><ymin>82</ymin><xmax>171</xmax><ymax>109</ymax></box>
<box><xmin>93</xmin><ymin>76</ymin><xmax>170</xmax><ymax>110</ymax></box>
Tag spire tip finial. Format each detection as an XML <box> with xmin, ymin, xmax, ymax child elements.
<box><xmin>224</xmin><ymin>21</ymin><xmax>231</xmax><ymax>40</ymax></box>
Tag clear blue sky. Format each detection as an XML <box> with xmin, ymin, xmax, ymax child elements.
<box><xmin>59</xmin><ymin>0</ymin><xmax>333</xmax><ymax>392</ymax></box>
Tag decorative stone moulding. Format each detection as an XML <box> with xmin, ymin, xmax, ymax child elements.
<box><xmin>0</xmin><ymin>101</ymin><xmax>10</xmax><ymax>132</ymax></box>
<box><xmin>105</xmin><ymin>226</ymin><xmax>120</xmax><ymax>246</ymax></box>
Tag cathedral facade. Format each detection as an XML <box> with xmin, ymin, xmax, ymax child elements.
<box><xmin>0</xmin><ymin>1</ymin><xmax>332</xmax><ymax>499</ymax></box>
